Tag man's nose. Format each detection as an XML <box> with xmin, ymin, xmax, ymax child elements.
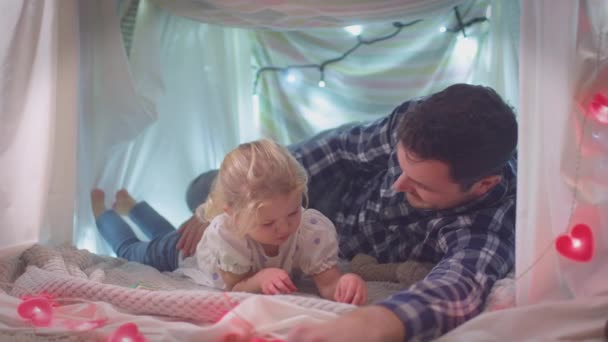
<box><xmin>393</xmin><ymin>173</ymin><xmax>414</xmax><ymax>193</ymax></box>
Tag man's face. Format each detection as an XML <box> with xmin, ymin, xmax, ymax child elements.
<box><xmin>394</xmin><ymin>143</ymin><xmax>478</xmax><ymax>210</ymax></box>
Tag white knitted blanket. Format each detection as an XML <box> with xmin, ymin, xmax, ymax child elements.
<box><xmin>0</xmin><ymin>244</ymin><xmax>515</xmax><ymax>324</ymax></box>
<box><xmin>1</xmin><ymin>244</ymin><xmax>362</xmax><ymax>324</ymax></box>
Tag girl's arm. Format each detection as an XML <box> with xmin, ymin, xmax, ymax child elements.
<box><xmin>218</xmin><ymin>269</ymin><xmax>257</xmax><ymax>292</ymax></box>
<box><xmin>312</xmin><ymin>266</ymin><xmax>342</xmax><ymax>300</ymax></box>
<box><xmin>218</xmin><ymin>268</ymin><xmax>297</xmax><ymax>294</ymax></box>
<box><xmin>313</xmin><ymin>266</ymin><xmax>368</xmax><ymax>305</ymax></box>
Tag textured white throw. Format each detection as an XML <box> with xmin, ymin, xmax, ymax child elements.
<box><xmin>1</xmin><ymin>244</ymin><xmax>514</xmax><ymax>325</ymax></box>
<box><xmin>2</xmin><ymin>244</ymin><xmax>359</xmax><ymax>324</ymax></box>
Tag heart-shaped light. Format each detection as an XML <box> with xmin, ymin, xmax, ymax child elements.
<box><xmin>17</xmin><ymin>296</ymin><xmax>54</xmax><ymax>327</ymax></box>
<box><xmin>108</xmin><ymin>322</ymin><xmax>147</xmax><ymax>342</ymax></box>
<box><xmin>555</xmin><ymin>224</ymin><xmax>594</xmax><ymax>262</ymax></box>
<box><xmin>589</xmin><ymin>92</ymin><xmax>608</xmax><ymax>124</ymax></box>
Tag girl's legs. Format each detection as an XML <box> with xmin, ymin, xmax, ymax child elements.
<box><xmin>114</xmin><ymin>189</ymin><xmax>175</xmax><ymax>240</ymax></box>
<box><xmin>91</xmin><ymin>189</ymin><xmax>179</xmax><ymax>271</ymax></box>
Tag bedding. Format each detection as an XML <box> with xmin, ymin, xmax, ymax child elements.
<box><xmin>437</xmin><ymin>294</ymin><xmax>608</xmax><ymax>341</ymax></box>
<box><xmin>0</xmin><ymin>244</ymin><xmax>515</xmax><ymax>340</ymax></box>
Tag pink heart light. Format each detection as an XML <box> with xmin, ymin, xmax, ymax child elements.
<box><xmin>108</xmin><ymin>322</ymin><xmax>147</xmax><ymax>342</ymax></box>
<box><xmin>555</xmin><ymin>224</ymin><xmax>594</xmax><ymax>262</ymax></box>
<box><xmin>589</xmin><ymin>92</ymin><xmax>608</xmax><ymax>124</ymax></box>
<box><xmin>17</xmin><ymin>296</ymin><xmax>54</xmax><ymax>327</ymax></box>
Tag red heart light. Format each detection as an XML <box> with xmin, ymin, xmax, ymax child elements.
<box><xmin>555</xmin><ymin>224</ymin><xmax>594</xmax><ymax>262</ymax></box>
<box><xmin>589</xmin><ymin>92</ymin><xmax>608</xmax><ymax>124</ymax></box>
<box><xmin>17</xmin><ymin>296</ymin><xmax>54</xmax><ymax>327</ymax></box>
<box><xmin>108</xmin><ymin>322</ymin><xmax>147</xmax><ymax>342</ymax></box>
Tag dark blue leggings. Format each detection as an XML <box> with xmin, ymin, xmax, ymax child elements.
<box><xmin>96</xmin><ymin>201</ymin><xmax>180</xmax><ymax>272</ymax></box>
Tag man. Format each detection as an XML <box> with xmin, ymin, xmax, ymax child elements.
<box><xmin>183</xmin><ymin>83</ymin><xmax>517</xmax><ymax>341</ymax></box>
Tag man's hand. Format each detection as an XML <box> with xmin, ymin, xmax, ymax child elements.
<box><xmin>176</xmin><ymin>215</ymin><xmax>208</xmax><ymax>257</ymax></box>
<box><xmin>334</xmin><ymin>273</ymin><xmax>367</xmax><ymax>305</ymax></box>
<box><xmin>286</xmin><ymin>306</ymin><xmax>405</xmax><ymax>342</ymax></box>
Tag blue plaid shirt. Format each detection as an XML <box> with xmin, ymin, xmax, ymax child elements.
<box><xmin>291</xmin><ymin>99</ymin><xmax>516</xmax><ymax>341</ymax></box>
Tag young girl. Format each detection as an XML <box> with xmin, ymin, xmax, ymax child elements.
<box><xmin>92</xmin><ymin>139</ymin><xmax>367</xmax><ymax>305</ymax></box>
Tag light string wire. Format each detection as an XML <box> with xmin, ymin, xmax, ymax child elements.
<box><xmin>252</xmin><ymin>5</ymin><xmax>489</xmax><ymax>95</ymax></box>
<box><xmin>514</xmin><ymin>106</ymin><xmax>590</xmax><ymax>280</ymax></box>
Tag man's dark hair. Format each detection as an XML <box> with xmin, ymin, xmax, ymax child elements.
<box><xmin>397</xmin><ymin>84</ymin><xmax>517</xmax><ymax>190</ymax></box>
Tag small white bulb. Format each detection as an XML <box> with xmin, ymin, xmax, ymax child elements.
<box><xmin>286</xmin><ymin>72</ymin><xmax>296</xmax><ymax>83</ymax></box>
<box><xmin>345</xmin><ymin>25</ymin><xmax>363</xmax><ymax>36</ymax></box>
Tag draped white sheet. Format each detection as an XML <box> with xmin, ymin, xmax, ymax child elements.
<box><xmin>151</xmin><ymin>0</ymin><xmax>471</xmax><ymax>30</ymax></box>
<box><xmin>0</xmin><ymin>0</ymin><xmax>79</xmax><ymax>250</ymax></box>
<box><xmin>517</xmin><ymin>0</ymin><xmax>608</xmax><ymax>305</ymax></box>
<box><xmin>75</xmin><ymin>0</ymin><xmax>253</xmax><ymax>254</ymax></box>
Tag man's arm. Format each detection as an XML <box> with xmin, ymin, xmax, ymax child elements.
<box><xmin>176</xmin><ymin>203</ymin><xmax>210</xmax><ymax>257</ymax></box>
<box><xmin>176</xmin><ymin>214</ymin><xmax>209</xmax><ymax>257</ymax></box>
<box><xmin>287</xmin><ymin>305</ymin><xmax>405</xmax><ymax>342</ymax></box>
<box><xmin>288</xmin><ymin>206</ymin><xmax>515</xmax><ymax>341</ymax></box>
<box><xmin>375</xmin><ymin>211</ymin><xmax>515</xmax><ymax>341</ymax></box>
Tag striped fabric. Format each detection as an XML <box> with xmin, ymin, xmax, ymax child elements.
<box><xmin>152</xmin><ymin>0</ymin><xmax>471</xmax><ymax>30</ymax></box>
<box><xmin>250</xmin><ymin>0</ymin><xmax>508</xmax><ymax>144</ymax></box>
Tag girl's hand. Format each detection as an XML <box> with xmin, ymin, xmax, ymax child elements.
<box><xmin>255</xmin><ymin>268</ymin><xmax>298</xmax><ymax>295</ymax></box>
<box><xmin>334</xmin><ymin>273</ymin><xmax>367</xmax><ymax>305</ymax></box>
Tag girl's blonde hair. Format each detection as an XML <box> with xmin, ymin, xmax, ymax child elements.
<box><xmin>202</xmin><ymin>139</ymin><xmax>308</xmax><ymax>233</ymax></box>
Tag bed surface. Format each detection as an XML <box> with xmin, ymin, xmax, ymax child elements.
<box><xmin>0</xmin><ymin>244</ymin><xmax>517</xmax><ymax>341</ymax></box>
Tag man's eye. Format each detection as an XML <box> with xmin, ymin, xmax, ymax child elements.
<box><xmin>288</xmin><ymin>210</ymin><xmax>299</xmax><ymax>216</ymax></box>
<box><xmin>262</xmin><ymin>222</ymin><xmax>274</xmax><ymax>227</ymax></box>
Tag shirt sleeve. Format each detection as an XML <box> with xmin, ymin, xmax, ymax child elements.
<box><xmin>296</xmin><ymin>209</ymin><xmax>340</xmax><ymax>275</ymax></box>
<box><xmin>290</xmin><ymin>100</ymin><xmax>415</xmax><ymax>182</ymax></box>
<box><xmin>197</xmin><ymin>215</ymin><xmax>252</xmax><ymax>275</ymax></box>
<box><xmin>376</xmin><ymin>205</ymin><xmax>516</xmax><ymax>341</ymax></box>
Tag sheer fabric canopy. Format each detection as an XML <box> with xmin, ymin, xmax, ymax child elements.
<box><xmin>151</xmin><ymin>0</ymin><xmax>470</xmax><ymax>30</ymax></box>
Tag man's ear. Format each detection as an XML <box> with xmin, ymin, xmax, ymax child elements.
<box><xmin>470</xmin><ymin>175</ymin><xmax>502</xmax><ymax>197</ymax></box>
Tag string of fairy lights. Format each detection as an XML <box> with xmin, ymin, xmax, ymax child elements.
<box><xmin>252</xmin><ymin>6</ymin><xmax>489</xmax><ymax>95</ymax></box>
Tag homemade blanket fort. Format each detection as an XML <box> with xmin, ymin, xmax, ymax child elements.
<box><xmin>0</xmin><ymin>244</ymin><xmax>515</xmax><ymax>341</ymax></box>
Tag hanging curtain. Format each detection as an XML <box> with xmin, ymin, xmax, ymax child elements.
<box><xmin>74</xmin><ymin>0</ymin><xmax>162</xmax><ymax>253</ymax></box>
<box><xmin>517</xmin><ymin>0</ymin><xmax>607</xmax><ymax>305</ymax></box>
<box><xmin>76</xmin><ymin>0</ymin><xmax>253</xmax><ymax>255</ymax></box>
<box><xmin>0</xmin><ymin>0</ymin><xmax>79</xmax><ymax>252</ymax></box>
<box><xmin>151</xmin><ymin>0</ymin><xmax>471</xmax><ymax>30</ymax></box>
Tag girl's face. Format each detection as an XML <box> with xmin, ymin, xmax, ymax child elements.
<box><xmin>246</xmin><ymin>189</ymin><xmax>303</xmax><ymax>248</ymax></box>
